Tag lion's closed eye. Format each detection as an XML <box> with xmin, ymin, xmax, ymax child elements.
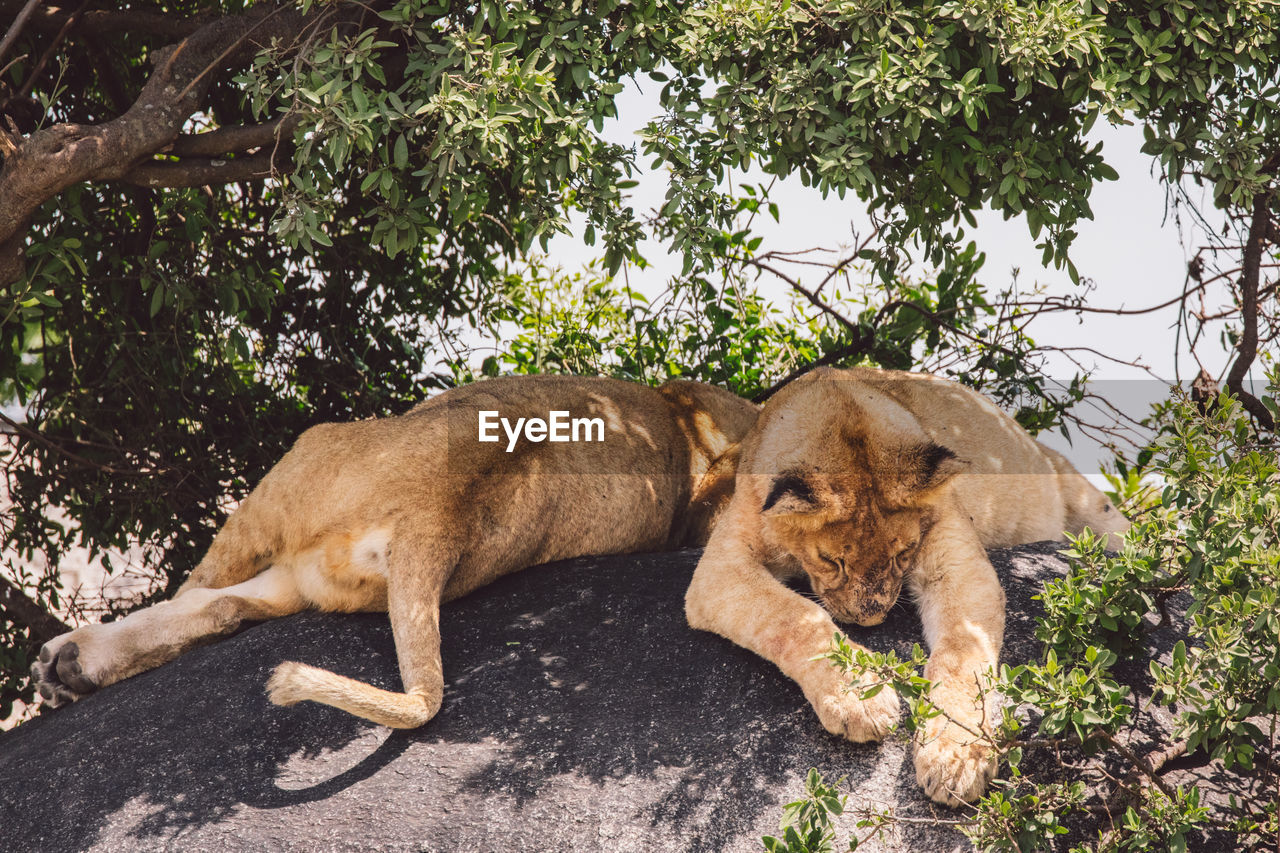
<box><xmin>817</xmin><ymin>552</ymin><xmax>846</xmax><ymax>581</ymax></box>
<box><xmin>891</xmin><ymin>536</ymin><xmax>919</xmax><ymax>559</ymax></box>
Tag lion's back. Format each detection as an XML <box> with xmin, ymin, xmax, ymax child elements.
<box><xmin>185</xmin><ymin>375</ymin><xmax>753</xmax><ymax>593</ymax></box>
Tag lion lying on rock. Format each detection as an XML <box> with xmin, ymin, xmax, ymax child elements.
<box><xmin>34</xmin><ymin>366</ymin><xmax>1125</xmax><ymax>810</ymax></box>
<box><xmin>32</xmin><ymin>375</ymin><xmax>758</xmax><ymax>727</ymax></box>
<box><xmin>684</xmin><ymin>367</ymin><xmax>1129</xmax><ymax>807</ymax></box>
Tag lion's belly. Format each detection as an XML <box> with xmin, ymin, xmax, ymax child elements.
<box><xmin>437</xmin><ymin>470</ymin><xmax>680</xmax><ymax>602</ymax></box>
<box><xmin>281</xmin><ymin>527</ymin><xmax>392</xmax><ymax>613</ymax></box>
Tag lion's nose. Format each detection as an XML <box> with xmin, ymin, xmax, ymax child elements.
<box><xmin>852</xmin><ymin>609</ymin><xmax>888</xmax><ymax>627</ymax></box>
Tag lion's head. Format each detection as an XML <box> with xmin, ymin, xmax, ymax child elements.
<box><xmin>747</xmin><ymin>375</ymin><xmax>967</xmax><ymax>626</ymax></box>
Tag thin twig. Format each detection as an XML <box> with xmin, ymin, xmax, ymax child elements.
<box><xmin>0</xmin><ymin>0</ymin><xmax>42</xmax><ymax>67</ymax></box>
<box><xmin>0</xmin><ymin>410</ymin><xmax>143</xmax><ymax>475</ymax></box>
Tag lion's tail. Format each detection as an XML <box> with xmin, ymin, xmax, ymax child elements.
<box><xmin>266</xmin><ymin>661</ymin><xmax>440</xmax><ymax>729</ymax></box>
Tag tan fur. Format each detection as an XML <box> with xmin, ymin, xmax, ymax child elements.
<box><xmin>32</xmin><ymin>376</ymin><xmax>758</xmax><ymax>728</ymax></box>
<box><xmin>685</xmin><ymin>367</ymin><xmax>1128</xmax><ymax>806</ymax></box>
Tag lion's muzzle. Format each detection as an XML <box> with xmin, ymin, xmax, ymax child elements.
<box><xmin>823</xmin><ymin>574</ymin><xmax>905</xmax><ymax>627</ymax></box>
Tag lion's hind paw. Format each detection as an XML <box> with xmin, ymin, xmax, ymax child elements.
<box><xmin>32</xmin><ymin>640</ymin><xmax>99</xmax><ymax>708</ymax></box>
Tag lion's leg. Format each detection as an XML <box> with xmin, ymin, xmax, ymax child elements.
<box><xmin>268</xmin><ymin>524</ymin><xmax>450</xmax><ymax>729</ymax></box>
<box><xmin>176</xmin><ymin>526</ymin><xmax>265</xmax><ymax>595</ymax></box>
<box><xmin>908</xmin><ymin>511</ymin><xmax>1006</xmax><ymax>806</ymax></box>
<box><xmin>685</xmin><ymin>520</ymin><xmax>900</xmax><ymax>742</ymax></box>
<box><xmin>33</xmin><ymin>564</ymin><xmax>306</xmax><ymax>707</ymax></box>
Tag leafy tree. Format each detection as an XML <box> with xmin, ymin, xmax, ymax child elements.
<box><xmin>471</xmin><ymin>220</ymin><xmax>1066</xmax><ymax>420</ymax></box>
<box><xmin>0</xmin><ymin>0</ymin><xmax>685</xmax><ymax>719</ymax></box>
<box><xmin>644</xmin><ymin>0</ymin><xmax>1280</xmax><ymax>418</ymax></box>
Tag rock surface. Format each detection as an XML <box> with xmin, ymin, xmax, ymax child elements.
<box><xmin>1</xmin><ymin>543</ymin><xmax>1076</xmax><ymax>852</ymax></box>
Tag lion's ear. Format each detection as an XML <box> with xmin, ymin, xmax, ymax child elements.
<box><xmin>762</xmin><ymin>472</ymin><xmax>820</xmax><ymax>515</ymax></box>
<box><xmin>907</xmin><ymin>442</ymin><xmax>966</xmax><ymax>493</ymax></box>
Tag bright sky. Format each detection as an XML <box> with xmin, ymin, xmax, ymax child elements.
<box><xmin>550</xmin><ymin>79</ymin><xmax>1243</xmax><ymax>380</ymax></box>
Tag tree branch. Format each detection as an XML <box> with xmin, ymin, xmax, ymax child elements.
<box><xmin>168</xmin><ymin>116</ymin><xmax>300</xmax><ymax>158</ymax></box>
<box><xmin>752</xmin><ymin>336</ymin><xmax>872</xmax><ymax>403</ymax></box>
<box><xmin>0</xmin><ymin>1</ymin><xmax>203</xmax><ymax>41</ymax></box>
<box><xmin>0</xmin><ymin>574</ymin><xmax>70</xmax><ymax>645</ymax></box>
<box><xmin>122</xmin><ymin>150</ymin><xmax>282</xmax><ymax>189</ymax></box>
<box><xmin>14</xmin><ymin>0</ymin><xmax>83</xmax><ymax>102</ymax></box>
<box><xmin>749</xmin><ymin>269</ymin><xmax>1024</xmax><ymax>404</ymax></box>
<box><xmin>1224</xmin><ymin>190</ymin><xmax>1276</xmax><ymax>430</ymax></box>
<box><xmin>0</xmin><ymin>410</ymin><xmax>146</xmax><ymax>474</ymax></box>
<box><xmin>119</xmin><ymin>115</ymin><xmax>303</xmax><ymax>188</ymax></box>
<box><xmin>744</xmin><ymin>255</ymin><xmax>860</xmax><ymax>335</ymax></box>
<box><xmin>0</xmin><ymin>3</ymin><xmax>319</xmax><ymax>287</ymax></box>
<box><xmin>0</xmin><ymin>0</ymin><xmax>43</xmax><ymax>67</ymax></box>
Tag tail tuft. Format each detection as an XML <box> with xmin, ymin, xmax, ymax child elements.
<box><xmin>266</xmin><ymin>660</ymin><xmax>324</xmax><ymax>707</ymax></box>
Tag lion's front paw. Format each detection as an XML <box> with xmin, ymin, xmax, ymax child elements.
<box><xmin>914</xmin><ymin>727</ymin><xmax>997</xmax><ymax>807</ymax></box>
<box><xmin>809</xmin><ymin>678</ymin><xmax>901</xmax><ymax>743</ymax></box>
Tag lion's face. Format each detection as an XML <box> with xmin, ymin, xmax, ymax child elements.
<box><xmin>782</xmin><ymin>510</ymin><xmax>923</xmax><ymax>626</ymax></box>
<box><xmin>756</xmin><ymin>440</ymin><xmax>963</xmax><ymax>627</ymax></box>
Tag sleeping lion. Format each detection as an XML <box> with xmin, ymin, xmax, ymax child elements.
<box><xmin>33</xmin><ymin>366</ymin><xmax>1124</xmax><ymax>810</ymax></box>
<box><xmin>32</xmin><ymin>375</ymin><xmax>759</xmax><ymax>726</ymax></box>
<box><xmin>685</xmin><ymin>366</ymin><xmax>1129</xmax><ymax>807</ymax></box>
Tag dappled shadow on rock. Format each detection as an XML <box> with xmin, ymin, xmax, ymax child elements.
<box><xmin>1</xmin><ymin>610</ymin><xmax>393</xmax><ymax>849</ymax></box>
<box><xmin>412</xmin><ymin>552</ymin><xmax>913</xmax><ymax>851</ymax></box>
<box><xmin>1</xmin><ymin>544</ymin><xmax>1074</xmax><ymax>852</ymax></box>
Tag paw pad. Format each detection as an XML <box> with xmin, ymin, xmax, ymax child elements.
<box><xmin>31</xmin><ymin>640</ymin><xmax>98</xmax><ymax>708</ymax></box>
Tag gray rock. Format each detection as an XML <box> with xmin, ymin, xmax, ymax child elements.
<box><xmin>0</xmin><ymin>543</ymin><xmax>1074</xmax><ymax>853</ymax></box>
